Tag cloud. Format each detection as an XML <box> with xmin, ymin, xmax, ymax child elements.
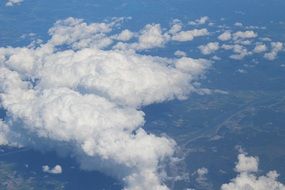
<box><xmin>48</xmin><ymin>17</ymin><xmax>121</xmax><ymax>50</ymax></box>
<box><xmin>264</xmin><ymin>42</ymin><xmax>284</xmax><ymax>60</ymax></box>
<box><xmin>235</xmin><ymin>154</ymin><xmax>258</xmax><ymax>173</ymax></box>
<box><xmin>134</xmin><ymin>24</ymin><xmax>168</xmax><ymax>50</ymax></box>
<box><xmin>172</xmin><ymin>29</ymin><xmax>209</xmax><ymax>42</ymax></box>
<box><xmin>222</xmin><ymin>44</ymin><xmax>251</xmax><ymax>60</ymax></box>
<box><xmin>113</xmin><ymin>24</ymin><xmax>170</xmax><ymax>51</ymax></box>
<box><xmin>169</xmin><ymin>21</ymin><xmax>183</xmax><ymax>34</ymax></box>
<box><xmin>191</xmin><ymin>167</ymin><xmax>213</xmax><ymax>190</ymax></box>
<box><xmin>234</xmin><ymin>22</ymin><xmax>243</xmax><ymax>27</ymax></box>
<box><xmin>233</xmin><ymin>31</ymin><xmax>258</xmax><ymax>40</ymax></box>
<box><xmin>199</xmin><ymin>42</ymin><xmax>220</xmax><ymax>55</ymax></box>
<box><xmin>221</xmin><ymin>153</ymin><xmax>285</xmax><ymax>190</ymax></box>
<box><xmin>0</xmin><ymin>18</ymin><xmax>210</xmax><ymax>190</ymax></box>
<box><xmin>218</xmin><ymin>31</ymin><xmax>232</xmax><ymax>41</ymax></box>
<box><xmin>253</xmin><ymin>43</ymin><xmax>267</xmax><ymax>53</ymax></box>
<box><xmin>113</xmin><ymin>21</ymin><xmax>209</xmax><ymax>51</ymax></box>
<box><xmin>195</xmin><ymin>167</ymin><xmax>209</xmax><ymax>185</ymax></box>
<box><xmin>174</xmin><ymin>50</ymin><xmax>187</xmax><ymax>57</ymax></box>
<box><xmin>115</xmin><ymin>29</ymin><xmax>134</xmax><ymax>41</ymax></box>
<box><xmin>0</xmin><ymin>120</ymin><xmax>9</xmax><ymax>145</ymax></box>
<box><xmin>5</xmin><ymin>0</ymin><xmax>23</xmax><ymax>6</ymax></box>
<box><xmin>42</xmin><ymin>165</ymin><xmax>63</xmax><ymax>174</ymax></box>
<box><xmin>189</xmin><ymin>16</ymin><xmax>209</xmax><ymax>25</ymax></box>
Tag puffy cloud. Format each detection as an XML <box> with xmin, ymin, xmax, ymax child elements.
<box><xmin>253</xmin><ymin>43</ymin><xmax>267</xmax><ymax>53</ymax></box>
<box><xmin>114</xmin><ymin>22</ymin><xmax>210</xmax><ymax>51</ymax></box>
<box><xmin>195</xmin><ymin>167</ymin><xmax>208</xmax><ymax>184</ymax></box>
<box><xmin>218</xmin><ymin>31</ymin><xmax>232</xmax><ymax>41</ymax></box>
<box><xmin>221</xmin><ymin>153</ymin><xmax>285</xmax><ymax>190</ymax></box>
<box><xmin>0</xmin><ymin>18</ymin><xmax>210</xmax><ymax>190</ymax></box>
<box><xmin>235</xmin><ymin>154</ymin><xmax>258</xmax><ymax>173</ymax></box>
<box><xmin>114</xmin><ymin>24</ymin><xmax>169</xmax><ymax>51</ymax></box>
<box><xmin>169</xmin><ymin>22</ymin><xmax>183</xmax><ymax>34</ymax></box>
<box><xmin>233</xmin><ymin>31</ymin><xmax>258</xmax><ymax>40</ymax></box>
<box><xmin>115</xmin><ymin>29</ymin><xmax>134</xmax><ymax>41</ymax></box>
<box><xmin>199</xmin><ymin>42</ymin><xmax>220</xmax><ymax>55</ymax></box>
<box><xmin>222</xmin><ymin>44</ymin><xmax>251</xmax><ymax>60</ymax></box>
<box><xmin>189</xmin><ymin>16</ymin><xmax>209</xmax><ymax>25</ymax></box>
<box><xmin>42</xmin><ymin>165</ymin><xmax>63</xmax><ymax>174</ymax></box>
<box><xmin>5</xmin><ymin>0</ymin><xmax>23</xmax><ymax>6</ymax></box>
<box><xmin>134</xmin><ymin>24</ymin><xmax>168</xmax><ymax>50</ymax></box>
<box><xmin>172</xmin><ymin>29</ymin><xmax>209</xmax><ymax>42</ymax></box>
<box><xmin>191</xmin><ymin>167</ymin><xmax>212</xmax><ymax>190</ymax></box>
<box><xmin>264</xmin><ymin>42</ymin><xmax>284</xmax><ymax>60</ymax></box>
<box><xmin>47</xmin><ymin>17</ymin><xmax>120</xmax><ymax>50</ymax></box>
<box><xmin>174</xmin><ymin>50</ymin><xmax>187</xmax><ymax>57</ymax></box>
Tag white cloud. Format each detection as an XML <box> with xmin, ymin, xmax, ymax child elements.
<box><xmin>135</xmin><ymin>24</ymin><xmax>168</xmax><ymax>50</ymax></box>
<box><xmin>234</xmin><ymin>22</ymin><xmax>243</xmax><ymax>27</ymax></box>
<box><xmin>199</xmin><ymin>42</ymin><xmax>220</xmax><ymax>55</ymax></box>
<box><xmin>260</xmin><ymin>37</ymin><xmax>271</xmax><ymax>42</ymax></box>
<box><xmin>174</xmin><ymin>50</ymin><xmax>187</xmax><ymax>57</ymax></box>
<box><xmin>169</xmin><ymin>22</ymin><xmax>183</xmax><ymax>34</ymax></box>
<box><xmin>172</xmin><ymin>29</ymin><xmax>209</xmax><ymax>42</ymax></box>
<box><xmin>197</xmin><ymin>167</ymin><xmax>208</xmax><ymax>176</ymax></box>
<box><xmin>222</xmin><ymin>44</ymin><xmax>251</xmax><ymax>60</ymax></box>
<box><xmin>115</xmin><ymin>29</ymin><xmax>134</xmax><ymax>41</ymax></box>
<box><xmin>0</xmin><ymin>120</ymin><xmax>9</xmax><ymax>145</ymax></box>
<box><xmin>189</xmin><ymin>16</ymin><xmax>209</xmax><ymax>25</ymax></box>
<box><xmin>218</xmin><ymin>31</ymin><xmax>232</xmax><ymax>41</ymax></box>
<box><xmin>42</xmin><ymin>165</ymin><xmax>63</xmax><ymax>174</ymax></box>
<box><xmin>114</xmin><ymin>24</ymin><xmax>169</xmax><ymax>51</ymax></box>
<box><xmin>5</xmin><ymin>0</ymin><xmax>23</xmax><ymax>6</ymax></box>
<box><xmin>264</xmin><ymin>42</ymin><xmax>283</xmax><ymax>60</ymax></box>
<box><xmin>192</xmin><ymin>167</ymin><xmax>212</xmax><ymax>189</ymax></box>
<box><xmin>235</xmin><ymin>154</ymin><xmax>258</xmax><ymax>173</ymax></box>
<box><xmin>253</xmin><ymin>43</ymin><xmax>267</xmax><ymax>53</ymax></box>
<box><xmin>47</xmin><ymin>17</ymin><xmax>120</xmax><ymax>50</ymax></box>
<box><xmin>0</xmin><ymin>18</ymin><xmax>210</xmax><ymax>190</ymax></box>
<box><xmin>113</xmin><ymin>22</ymin><xmax>210</xmax><ymax>51</ymax></box>
<box><xmin>233</xmin><ymin>31</ymin><xmax>258</xmax><ymax>40</ymax></box>
<box><xmin>221</xmin><ymin>153</ymin><xmax>285</xmax><ymax>190</ymax></box>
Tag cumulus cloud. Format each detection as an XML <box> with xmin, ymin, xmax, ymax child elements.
<box><xmin>222</xmin><ymin>44</ymin><xmax>251</xmax><ymax>60</ymax></box>
<box><xmin>0</xmin><ymin>18</ymin><xmax>210</xmax><ymax>190</ymax></box>
<box><xmin>174</xmin><ymin>50</ymin><xmax>187</xmax><ymax>57</ymax></box>
<box><xmin>172</xmin><ymin>29</ymin><xmax>209</xmax><ymax>42</ymax></box>
<box><xmin>189</xmin><ymin>16</ymin><xmax>209</xmax><ymax>25</ymax></box>
<box><xmin>115</xmin><ymin>29</ymin><xmax>134</xmax><ymax>41</ymax></box>
<box><xmin>47</xmin><ymin>17</ymin><xmax>122</xmax><ymax>50</ymax></box>
<box><xmin>5</xmin><ymin>0</ymin><xmax>23</xmax><ymax>6</ymax></box>
<box><xmin>134</xmin><ymin>24</ymin><xmax>168</xmax><ymax>50</ymax></box>
<box><xmin>199</xmin><ymin>42</ymin><xmax>220</xmax><ymax>55</ymax></box>
<box><xmin>114</xmin><ymin>23</ymin><xmax>170</xmax><ymax>51</ymax></box>
<box><xmin>264</xmin><ymin>42</ymin><xmax>284</xmax><ymax>60</ymax></box>
<box><xmin>191</xmin><ymin>167</ymin><xmax>212</xmax><ymax>190</ymax></box>
<box><xmin>221</xmin><ymin>153</ymin><xmax>285</xmax><ymax>190</ymax></box>
<box><xmin>114</xmin><ymin>21</ymin><xmax>209</xmax><ymax>51</ymax></box>
<box><xmin>253</xmin><ymin>43</ymin><xmax>267</xmax><ymax>53</ymax></box>
<box><xmin>195</xmin><ymin>167</ymin><xmax>209</xmax><ymax>185</ymax></box>
<box><xmin>235</xmin><ymin>154</ymin><xmax>258</xmax><ymax>173</ymax></box>
<box><xmin>218</xmin><ymin>31</ymin><xmax>232</xmax><ymax>41</ymax></box>
<box><xmin>169</xmin><ymin>21</ymin><xmax>183</xmax><ymax>34</ymax></box>
<box><xmin>233</xmin><ymin>31</ymin><xmax>258</xmax><ymax>40</ymax></box>
<box><xmin>42</xmin><ymin>165</ymin><xmax>63</xmax><ymax>174</ymax></box>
